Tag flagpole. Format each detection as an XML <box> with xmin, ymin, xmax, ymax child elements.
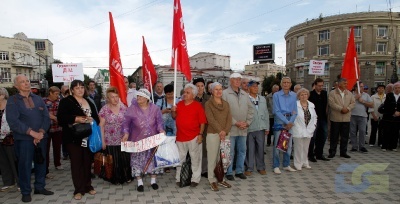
<box><xmin>148</xmin><ymin>70</ymin><xmax>154</xmax><ymax>103</ymax></box>
<box><xmin>354</xmin><ymin>57</ymin><xmax>360</xmax><ymax>94</ymax></box>
<box><xmin>173</xmin><ymin>49</ymin><xmax>178</xmax><ymax>105</ymax></box>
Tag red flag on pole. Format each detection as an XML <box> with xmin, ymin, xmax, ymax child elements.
<box><xmin>109</xmin><ymin>12</ymin><xmax>127</xmax><ymax>105</ymax></box>
<box><xmin>341</xmin><ymin>26</ymin><xmax>360</xmax><ymax>90</ymax></box>
<box><xmin>171</xmin><ymin>0</ymin><xmax>191</xmax><ymax>81</ymax></box>
<box><xmin>142</xmin><ymin>36</ymin><xmax>157</xmax><ymax>93</ymax></box>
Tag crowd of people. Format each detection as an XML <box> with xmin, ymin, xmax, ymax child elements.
<box><xmin>0</xmin><ymin>73</ymin><xmax>399</xmax><ymax>202</ymax></box>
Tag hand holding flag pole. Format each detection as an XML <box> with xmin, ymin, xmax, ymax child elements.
<box><xmin>147</xmin><ymin>70</ymin><xmax>154</xmax><ymax>103</ymax></box>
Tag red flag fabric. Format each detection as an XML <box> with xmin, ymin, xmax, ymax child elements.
<box><xmin>341</xmin><ymin>26</ymin><xmax>360</xmax><ymax>90</ymax></box>
<box><xmin>171</xmin><ymin>0</ymin><xmax>192</xmax><ymax>81</ymax></box>
<box><xmin>109</xmin><ymin>12</ymin><xmax>127</xmax><ymax>105</ymax></box>
<box><xmin>142</xmin><ymin>36</ymin><xmax>157</xmax><ymax>92</ymax></box>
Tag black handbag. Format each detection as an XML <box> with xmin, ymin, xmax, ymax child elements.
<box><xmin>179</xmin><ymin>153</ymin><xmax>192</xmax><ymax>188</ymax></box>
<box><xmin>71</xmin><ymin>123</ymin><xmax>92</xmax><ymax>139</ymax></box>
<box><xmin>34</xmin><ymin>146</ymin><xmax>45</xmax><ymax>164</ymax></box>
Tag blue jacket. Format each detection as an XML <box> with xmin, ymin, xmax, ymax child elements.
<box><xmin>6</xmin><ymin>93</ymin><xmax>50</xmax><ymax>140</ymax></box>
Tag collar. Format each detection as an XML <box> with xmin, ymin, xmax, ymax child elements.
<box><xmin>17</xmin><ymin>92</ymin><xmax>34</xmax><ymax>99</ymax></box>
<box><xmin>278</xmin><ymin>90</ymin><xmax>293</xmax><ymax>96</ymax></box>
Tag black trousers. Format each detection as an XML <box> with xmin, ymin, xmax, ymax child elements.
<box><xmin>329</xmin><ymin>121</ymin><xmax>350</xmax><ymax>156</ymax></box>
<box><xmin>369</xmin><ymin>119</ymin><xmax>383</xmax><ymax>146</ymax></box>
<box><xmin>267</xmin><ymin>118</ymin><xmax>274</xmax><ymax>145</ymax></box>
<box><xmin>382</xmin><ymin>120</ymin><xmax>400</xmax><ymax>150</ymax></box>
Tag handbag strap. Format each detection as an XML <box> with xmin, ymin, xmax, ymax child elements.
<box><xmin>68</xmin><ymin>97</ymin><xmax>87</xmax><ymax>116</ymax></box>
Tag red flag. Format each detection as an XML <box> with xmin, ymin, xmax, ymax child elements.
<box><xmin>142</xmin><ymin>36</ymin><xmax>157</xmax><ymax>92</ymax></box>
<box><xmin>109</xmin><ymin>12</ymin><xmax>127</xmax><ymax>105</ymax></box>
<box><xmin>171</xmin><ymin>0</ymin><xmax>191</xmax><ymax>81</ymax></box>
<box><xmin>341</xmin><ymin>26</ymin><xmax>360</xmax><ymax>90</ymax></box>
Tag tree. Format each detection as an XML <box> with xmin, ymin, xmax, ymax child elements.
<box><xmin>84</xmin><ymin>74</ymin><xmax>91</xmax><ymax>85</ymax></box>
<box><xmin>262</xmin><ymin>75</ymin><xmax>276</xmax><ymax>95</ymax></box>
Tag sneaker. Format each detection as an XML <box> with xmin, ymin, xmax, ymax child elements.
<box><xmin>210</xmin><ymin>182</ymin><xmax>219</xmax><ymax>191</ymax></box>
<box><xmin>244</xmin><ymin>171</ymin><xmax>252</xmax><ymax>176</ymax></box>
<box><xmin>283</xmin><ymin>166</ymin><xmax>297</xmax><ymax>172</ymax></box>
<box><xmin>0</xmin><ymin>185</ymin><xmax>15</xmax><ymax>192</ymax></box>
<box><xmin>360</xmin><ymin>147</ymin><xmax>368</xmax><ymax>153</ymax></box>
<box><xmin>55</xmin><ymin>166</ymin><xmax>64</xmax><ymax>170</ymax></box>
<box><xmin>273</xmin><ymin>167</ymin><xmax>281</xmax><ymax>174</ymax></box>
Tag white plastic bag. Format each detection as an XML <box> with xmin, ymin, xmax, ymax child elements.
<box><xmin>154</xmin><ymin>136</ymin><xmax>180</xmax><ymax>170</ymax></box>
<box><xmin>220</xmin><ymin>139</ymin><xmax>231</xmax><ymax>173</ymax></box>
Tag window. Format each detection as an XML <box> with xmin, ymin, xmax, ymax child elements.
<box><xmin>376</xmin><ymin>42</ymin><xmax>387</xmax><ymax>52</ymax></box>
<box><xmin>298</xmin><ymin>68</ymin><xmax>304</xmax><ymax>78</ymax></box>
<box><xmin>319</xmin><ymin>30</ymin><xmax>330</xmax><ymax>41</ymax></box>
<box><xmin>35</xmin><ymin>41</ymin><xmax>46</xmax><ymax>50</ymax></box>
<box><xmin>296</xmin><ymin>49</ymin><xmax>304</xmax><ymax>59</ymax></box>
<box><xmin>375</xmin><ymin>62</ymin><xmax>385</xmax><ymax>75</ymax></box>
<box><xmin>297</xmin><ymin>36</ymin><xmax>304</xmax><ymax>46</ymax></box>
<box><xmin>374</xmin><ymin>81</ymin><xmax>385</xmax><ymax>87</ymax></box>
<box><xmin>0</xmin><ymin>51</ymin><xmax>9</xmax><ymax>60</ymax></box>
<box><xmin>356</xmin><ymin>43</ymin><xmax>361</xmax><ymax>54</ymax></box>
<box><xmin>377</xmin><ymin>26</ymin><xmax>387</xmax><ymax>37</ymax></box>
<box><xmin>16</xmin><ymin>68</ymin><xmax>22</xmax><ymax>75</ymax></box>
<box><xmin>324</xmin><ymin>63</ymin><xmax>330</xmax><ymax>76</ymax></box>
<box><xmin>318</xmin><ymin>45</ymin><xmax>329</xmax><ymax>55</ymax></box>
<box><xmin>0</xmin><ymin>68</ymin><xmax>11</xmax><ymax>82</ymax></box>
<box><xmin>354</xmin><ymin>26</ymin><xmax>362</xmax><ymax>37</ymax></box>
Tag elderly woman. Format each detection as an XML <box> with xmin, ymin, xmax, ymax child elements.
<box><xmin>205</xmin><ymin>82</ymin><xmax>232</xmax><ymax>191</ymax></box>
<box><xmin>57</xmin><ymin>80</ymin><xmax>99</xmax><ymax>200</ymax></box>
<box><xmin>172</xmin><ymin>84</ymin><xmax>207</xmax><ymax>188</ymax></box>
<box><xmin>99</xmin><ymin>87</ymin><xmax>132</xmax><ymax>184</ymax></box>
<box><xmin>292</xmin><ymin>88</ymin><xmax>317</xmax><ymax>170</ymax></box>
<box><xmin>122</xmin><ymin>89</ymin><xmax>164</xmax><ymax>192</ymax></box>
<box><xmin>0</xmin><ymin>88</ymin><xmax>18</xmax><ymax>192</ymax></box>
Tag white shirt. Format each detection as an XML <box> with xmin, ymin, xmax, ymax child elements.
<box><xmin>394</xmin><ymin>93</ymin><xmax>400</xmax><ymax>102</ymax></box>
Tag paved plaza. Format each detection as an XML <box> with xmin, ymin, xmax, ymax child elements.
<box><xmin>0</xmin><ymin>143</ymin><xmax>399</xmax><ymax>204</ymax></box>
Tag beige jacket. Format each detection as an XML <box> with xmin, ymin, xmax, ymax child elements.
<box><xmin>328</xmin><ymin>88</ymin><xmax>355</xmax><ymax>122</ymax></box>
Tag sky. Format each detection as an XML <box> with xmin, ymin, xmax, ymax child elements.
<box><xmin>1</xmin><ymin>0</ymin><xmax>400</xmax><ymax>77</ymax></box>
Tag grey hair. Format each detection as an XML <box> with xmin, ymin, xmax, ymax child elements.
<box><xmin>394</xmin><ymin>82</ymin><xmax>400</xmax><ymax>88</ymax></box>
<box><xmin>338</xmin><ymin>78</ymin><xmax>348</xmax><ymax>83</ymax></box>
<box><xmin>184</xmin><ymin>83</ymin><xmax>198</xmax><ymax>96</ymax></box>
<box><xmin>280</xmin><ymin>77</ymin><xmax>292</xmax><ymax>86</ymax></box>
<box><xmin>296</xmin><ymin>88</ymin><xmax>310</xmax><ymax>99</ymax></box>
<box><xmin>0</xmin><ymin>88</ymin><xmax>9</xmax><ymax>99</ymax></box>
<box><xmin>272</xmin><ymin>84</ymin><xmax>279</xmax><ymax>89</ymax></box>
<box><xmin>13</xmin><ymin>74</ymin><xmax>27</xmax><ymax>86</ymax></box>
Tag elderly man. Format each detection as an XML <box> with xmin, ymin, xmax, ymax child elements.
<box><xmin>172</xmin><ymin>84</ymin><xmax>207</xmax><ymax>187</ymax></box>
<box><xmin>266</xmin><ymin>84</ymin><xmax>279</xmax><ymax>146</ymax></box>
<box><xmin>241</xmin><ymin>77</ymin><xmax>250</xmax><ymax>93</ymax></box>
<box><xmin>381</xmin><ymin>82</ymin><xmax>400</xmax><ymax>151</ymax></box>
<box><xmin>6</xmin><ymin>75</ymin><xmax>52</xmax><ymax>203</ymax></box>
<box><xmin>244</xmin><ymin>80</ymin><xmax>269</xmax><ymax>176</ymax></box>
<box><xmin>272</xmin><ymin>77</ymin><xmax>297</xmax><ymax>174</ymax></box>
<box><xmin>328</xmin><ymin>78</ymin><xmax>355</xmax><ymax>159</ymax></box>
<box><xmin>385</xmin><ymin>83</ymin><xmax>393</xmax><ymax>94</ymax></box>
<box><xmin>222</xmin><ymin>73</ymin><xmax>254</xmax><ymax>180</ymax></box>
<box><xmin>294</xmin><ymin>84</ymin><xmax>301</xmax><ymax>93</ymax></box>
<box><xmin>350</xmin><ymin>82</ymin><xmax>373</xmax><ymax>153</ymax></box>
<box><xmin>153</xmin><ymin>82</ymin><xmax>165</xmax><ymax>104</ymax></box>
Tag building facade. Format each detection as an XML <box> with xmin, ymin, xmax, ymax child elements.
<box><xmin>190</xmin><ymin>52</ymin><xmax>230</xmax><ymax>70</ymax></box>
<box><xmin>93</xmin><ymin>69</ymin><xmax>110</xmax><ymax>95</ymax></box>
<box><xmin>244</xmin><ymin>63</ymin><xmax>286</xmax><ymax>79</ymax></box>
<box><xmin>0</xmin><ymin>32</ymin><xmax>54</xmax><ymax>88</ymax></box>
<box><xmin>285</xmin><ymin>11</ymin><xmax>400</xmax><ymax>91</ymax></box>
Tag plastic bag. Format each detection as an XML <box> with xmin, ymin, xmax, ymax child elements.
<box><xmin>154</xmin><ymin>136</ymin><xmax>180</xmax><ymax>170</ymax></box>
<box><xmin>276</xmin><ymin>129</ymin><xmax>292</xmax><ymax>152</ymax></box>
<box><xmin>179</xmin><ymin>153</ymin><xmax>192</xmax><ymax>188</ymax></box>
<box><xmin>220</xmin><ymin>139</ymin><xmax>231</xmax><ymax>172</ymax></box>
<box><xmin>89</xmin><ymin>121</ymin><xmax>102</xmax><ymax>153</ymax></box>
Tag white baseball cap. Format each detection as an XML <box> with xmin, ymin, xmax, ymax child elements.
<box><xmin>230</xmin><ymin>73</ymin><xmax>242</xmax><ymax>78</ymax></box>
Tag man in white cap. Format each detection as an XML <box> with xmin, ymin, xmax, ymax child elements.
<box><xmin>222</xmin><ymin>73</ymin><xmax>254</xmax><ymax>181</ymax></box>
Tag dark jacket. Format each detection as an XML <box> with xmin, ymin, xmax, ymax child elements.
<box><xmin>57</xmin><ymin>95</ymin><xmax>99</xmax><ymax>144</ymax></box>
<box><xmin>382</xmin><ymin>92</ymin><xmax>400</xmax><ymax>121</ymax></box>
<box><xmin>6</xmin><ymin>93</ymin><xmax>50</xmax><ymax>140</ymax></box>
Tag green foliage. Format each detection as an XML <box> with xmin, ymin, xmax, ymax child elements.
<box><xmin>84</xmin><ymin>74</ymin><xmax>91</xmax><ymax>85</ymax></box>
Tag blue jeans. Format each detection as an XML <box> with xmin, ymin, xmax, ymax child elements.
<box><xmin>14</xmin><ymin>139</ymin><xmax>47</xmax><ymax>195</ymax></box>
<box><xmin>226</xmin><ymin>136</ymin><xmax>247</xmax><ymax>175</ymax></box>
<box><xmin>272</xmin><ymin>130</ymin><xmax>293</xmax><ymax>168</ymax></box>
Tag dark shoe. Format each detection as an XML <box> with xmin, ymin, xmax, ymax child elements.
<box><xmin>225</xmin><ymin>175</ymin><xmax>235</xmax><ymax>181</ymax></box>
<box><xmin>34</xmin><ymin>189</ymin><xmax>54</xmax><ymax>195</ymax></box>
<box><xmin>328</xmin><ymin>154</ymin><xmax>335</xmax><ymax>158</ymax></box>
<box><xmin>316</xmin><ymin>156</ymin><xmax>330</xmax><ymax>161</ymax></box>
<box><xmin>22</xmin><ymin>194</ymin><xmax>32</xmax><ymax>203</ymax></box>
<box><xmin>176</xmin><ymin>182</ymin><xmax>181</xmax><ymax>187</ymax></box>
<box><xmin>190</xmin><ymin>182</ymin><xmax>198</xmax><ymax>187</ymax></box>
<box><xmin>151</xmin><ymin>183</ymin><xmax>159</xmax><ymax>190</ymax></box>
<box><xmin>350</xmin><ymin>148</ymin><xmax>358</xmax><ymax>152</ymax></box>
<box><xmin>340</xmin><ymin>154</ymin><xmax>351</xmax><ymax>158</ymax></box>
<box><xmin>290</xmin><ymin>155</ymin><xmax>293</xmax><ymax>160</ymax></box>
<box><xmin>137</xmin><ymin>185</ymin><xmax>144</xmax><ymax>192</ymax></box>
<box><xmin>235</xmin><ymin>173</ymin><xmax>247</xmax><ymax>179</ymax></box>
<box><xmin>360</xmin><ymin>147</ymin><xmax>368</xmax><ymax>153</ymax></box>
<box><xmin>201</xmin><ymin>172</ymin><xmax>208</xmax><ymax>178</ymax></box>
<box><xmin>309</xmin><ymin>157</ymin><xmax>317</xmax><ymax>162</ymax></box>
